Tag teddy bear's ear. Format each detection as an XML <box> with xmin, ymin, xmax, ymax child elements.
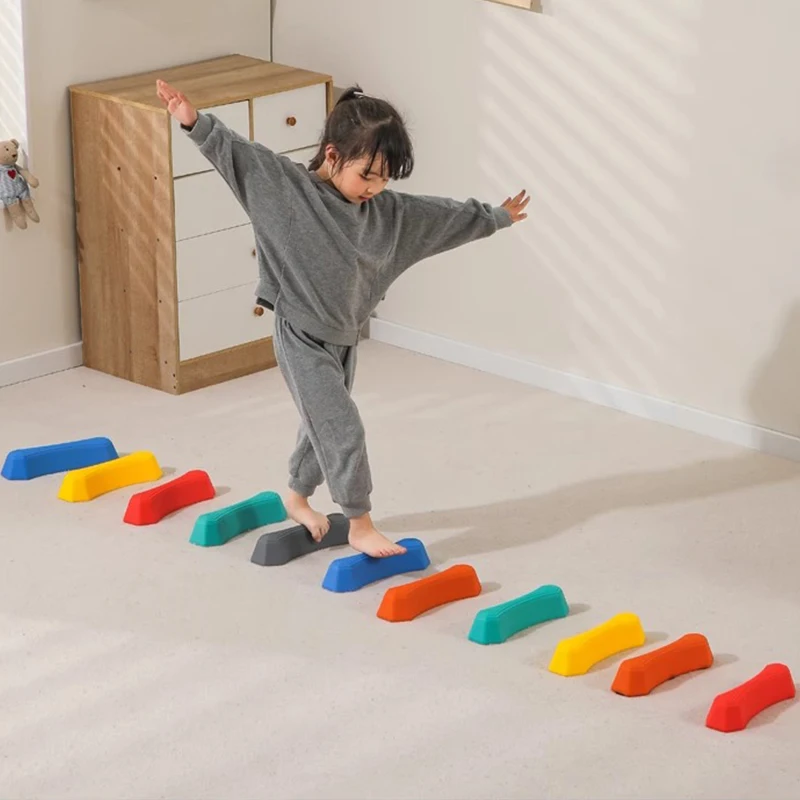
<box><xmin>11</xmin><ymin>139</ymin><xmax>19</xmax><ymax>147</ymax></box>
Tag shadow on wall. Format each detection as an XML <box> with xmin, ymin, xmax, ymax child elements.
<box><xmin>474</xmin><ymin>0</ymin><xmax>701</xmax><ymax>393</ymax></box>
<box><xmin>472</xmin><ymin>0</ymin><xmax>800</xmax><ymax>449</ymax></box>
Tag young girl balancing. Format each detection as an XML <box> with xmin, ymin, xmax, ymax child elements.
<box><xmin>156</xmin><ymin>79</ymin><xmax>529</xmax><ymax>558</ymax></box>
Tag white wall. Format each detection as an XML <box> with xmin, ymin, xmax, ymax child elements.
<box><xmin>274</xmin><ymin>0</ymin><xmax>800</xmax><ymax>441</ymax></box>
<box><xmin>0</xmin><ymin>0</ymin><xmax>271</xmax><ymax>376</ymax></box>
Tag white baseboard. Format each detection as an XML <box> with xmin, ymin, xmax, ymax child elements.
<box><xmin>0</xmin><ymin>342</ymin><xmax>83</xmax><ymax>389</ymax></box>
<box><xmin>368</xmin><ymin>317</ymin><xmax>800</xmax><ymax>463</ymax></box>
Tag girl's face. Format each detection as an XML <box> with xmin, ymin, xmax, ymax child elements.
<box><xmin>319</xmin><ymin>145</ymin><xmax>390</xmax><ymax>205</ymax></box>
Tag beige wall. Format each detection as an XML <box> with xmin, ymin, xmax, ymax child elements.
<box><xmin>274</xmin><ymin>0</ymin><xmax>800</xmax><ymax>438</ymax></box>
<box><xmin>0</xmin><ymin>0</ymin><xmax>271</xmax><ymax>366</ymax></box>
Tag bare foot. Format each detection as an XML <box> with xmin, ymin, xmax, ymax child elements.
<box><xmin>348</xmin><ymin>514</ymin><xmax>407</xmax><ymax>558</ymax></box>
<box><xmin>285</xmin><ymin>491</ymin><xmax>330</xmax><ymax>542</ymax></box>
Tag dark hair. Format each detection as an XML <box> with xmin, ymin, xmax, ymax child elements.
<box><xmin>308</xmin><ymin>85</ymin><xmax>414</xmax><ymax>180</ymax></box>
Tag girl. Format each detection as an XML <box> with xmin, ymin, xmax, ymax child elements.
<box><xmin>156</xmin><ymin>79</ymin><xmax>529</xmax><ymax>558</ymax></box>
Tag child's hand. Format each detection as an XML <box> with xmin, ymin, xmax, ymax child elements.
<box><xmin>502</xmin><ymin>190</ymin><xmax>530</xmax><ymax>223</ymax></box>
<box><xmin>156</xmin><ymin>80</ymin><xmax>198</xmax><ymax>129</ymax></box>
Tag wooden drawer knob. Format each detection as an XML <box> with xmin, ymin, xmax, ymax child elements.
<box><xmin>286</xmin><ymin>116</ymin><xmax>297</xmax><ymax>127</ymax></box>
<box><xmin>252</xmin><ymin>248</ymin><xmax>257</xmax><ymax>258</ymax></box>
<box><xmin>253</xmin><ymin>306</ymin><xmax>265</xmax><ymax>317</ymax></box>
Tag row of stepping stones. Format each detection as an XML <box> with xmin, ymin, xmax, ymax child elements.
<box><xmin>3</xmin><ymin>436</ymin><xmax>796</xmax><ymax>733</ymax></box>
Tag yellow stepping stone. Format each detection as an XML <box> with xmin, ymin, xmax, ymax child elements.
<box><xmin>58</xmin><ymin>451</ymin><xmax>162</xmax><ymax>502</ymax></box>
<box><xmin>549</xmin><ymin>612</ymin><xmax>646</xmax><ymax>676</ymax></box>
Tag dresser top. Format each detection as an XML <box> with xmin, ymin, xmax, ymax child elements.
<box><xmin>69</xmin><ymin>55</ymin><xmax>331</xmax><ymax>110</ymax></box>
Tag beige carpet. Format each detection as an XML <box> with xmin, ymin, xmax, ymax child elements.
<box><xmin>1</xmin><ymin>340</ymin><xmax>799</xmax><ymax>800</ymax></box>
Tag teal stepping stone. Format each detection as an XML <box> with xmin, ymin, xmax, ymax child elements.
<box><xmin>468</xmin><ymin>584</ymin><xmax>569</xmax><ymax>644</ymax></box>
<box><xmin>190</xmin><ymin>491</ymin><xmax>287</xmax><ymax>547</ymax></box>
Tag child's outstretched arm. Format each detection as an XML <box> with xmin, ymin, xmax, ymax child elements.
<box><xmin>156</xmin><ymin>80</ymin><xmax>288</xmax><ymax>215</ymax></box>
<box><xmin>388</xmin><ymin>189</ymin><xmax>529</xmax><ymax>276</ymax></box>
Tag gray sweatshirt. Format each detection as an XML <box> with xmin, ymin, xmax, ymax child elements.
<box><xmin>186</xmin><ymin>113</ymin><xmax>513</xmax><ymax>346</ymax></box>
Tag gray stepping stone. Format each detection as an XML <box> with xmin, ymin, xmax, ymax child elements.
<box><xmin>251</xmin><ymin>513</ymin><xmax>350</xmax><ymax>566</ymax></box>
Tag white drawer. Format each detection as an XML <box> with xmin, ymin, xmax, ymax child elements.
<box><xmin>179</xmin><ymin>283</ymin><xmax>273</xmax><ymax>361</ymax></box>
<box><xmin>172</xmin><ymin>101</ymin><xmax>250</xmax><ymax>178</ymax></box>
<box><xmin>174</xmin><ymin>169</ymin><xmax>249</xmax><ymax>241</ymax></box>
<box><xmin>253</xmin><ymin>84</ymin><xmax>327</xmax><ymax>154</ymax></box>
<box><xmin>177</xmin><ymin>225</ymin><xmax>258</xmax><ymax>301</ymax></box>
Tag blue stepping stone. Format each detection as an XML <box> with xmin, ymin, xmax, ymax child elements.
<box><xmin>322</xmin><ymin>538</ymin><xmax>430</xmax><ymax>592</ymax></box>
<box><xmin>2</xmin><ymin>437</ymin><xmax>118</xmax><ymax>480</ymax></box>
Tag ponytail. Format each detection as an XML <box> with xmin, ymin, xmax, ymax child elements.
<box><xmin>308</xmin><ymin>85</ymin><xmax>414</xmax><ymax>181</ymax></box>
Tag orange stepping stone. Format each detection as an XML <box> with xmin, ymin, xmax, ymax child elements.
<box><xmin>611</xmin><ymin>633</ymin><xmax>714</xmax><ymax>696</ymax></box>
<box><xmin>706</xmin><ymin>663</ymin><xmax>796</xmax><ymax>732</ymax></box>
<box><xmin>377</xmin><ymin>564</ymin><xmax>482</xmax><ymax>622</ymax></box>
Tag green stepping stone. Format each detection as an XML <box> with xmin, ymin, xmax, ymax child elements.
<box><xmin>468</xmin><ymin>584</ymin><xmax>569</xmax><ymax>645</ymax></box>
<box><xmin>190</xmin><ymin>491</ymin><xmax>287</xmax><ymax>547</ymax></box>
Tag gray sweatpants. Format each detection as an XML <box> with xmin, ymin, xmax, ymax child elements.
<box><xmin>272</xmin><ymin>315</ymin><xmax>372</xmax><ymax>518</ymax></box>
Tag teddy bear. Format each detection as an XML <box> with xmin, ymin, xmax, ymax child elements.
<box><xmin>1</xmin><ymin>139</ymin><xmax>40</xmax><ymax>230</ymax></box>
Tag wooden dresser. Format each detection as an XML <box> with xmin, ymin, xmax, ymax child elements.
<box><xmin>69</xmin><ymin>55</ymin><xmax>333</xmax><ymax>393</ymax></box>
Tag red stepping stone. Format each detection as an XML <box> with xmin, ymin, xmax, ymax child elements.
<box><xmin>706</xmin><ymin>663</ymin><xmax>796</xmax><ymax>732</ymax></box>
<box><xmin>124</xmin><ymin>469</ymin><xmax>215</xmax><ymax>525</ymax></box>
